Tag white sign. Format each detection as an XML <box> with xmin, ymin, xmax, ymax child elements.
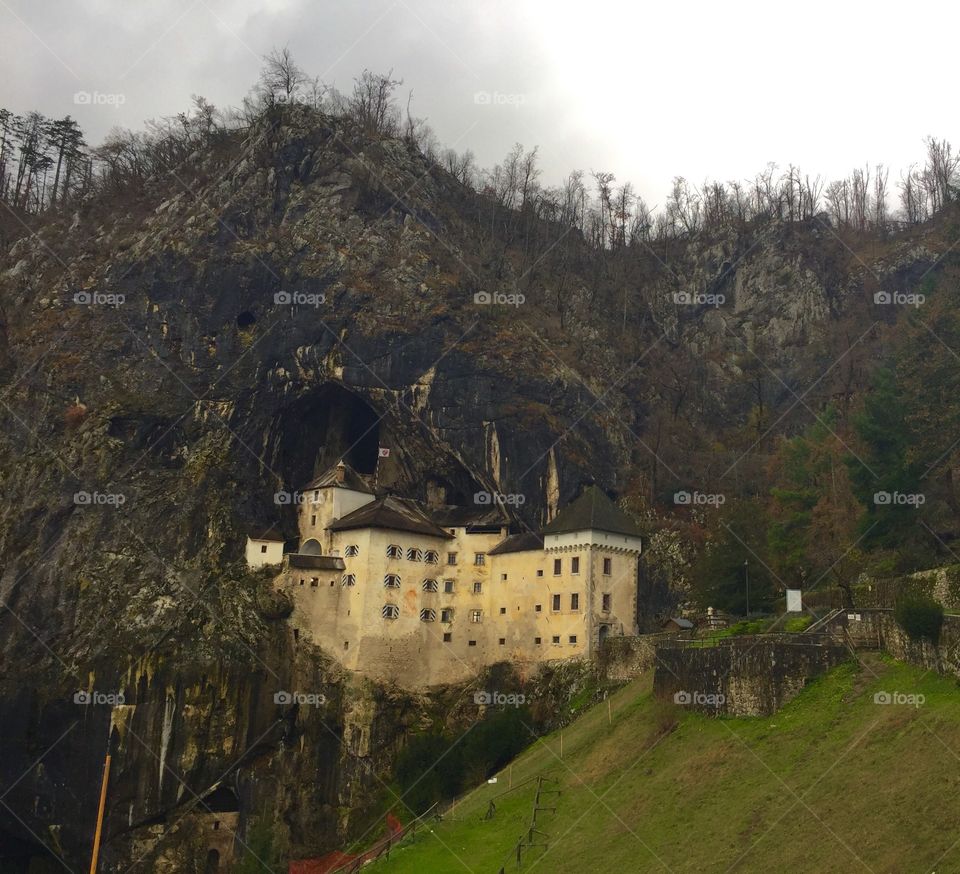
<box><xmin>378</xmin><ymin>447</ymin><xmax>390</xmax><ymax>458</ymax></box>
<box><xmin>786</xmin><ymin>589</ymin><xmax>802</xmax><ymax>613</ymax></box>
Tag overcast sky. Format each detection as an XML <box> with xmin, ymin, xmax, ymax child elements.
<box><xmin>2</xmin><ymin>0</ymin><xmax>957</xmax><ymax>208</ymax></box>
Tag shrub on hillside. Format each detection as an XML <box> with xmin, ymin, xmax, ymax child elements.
<box><xmin>894</xmin><ymin>593</ymin><xmax>944</xmax><ymax>644</ymax></box>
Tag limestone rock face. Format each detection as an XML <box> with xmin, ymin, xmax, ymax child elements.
<box><xmin>0</xmin><ymin>107</ymin><xmax>950</xmax><ymax>867</ymax></box>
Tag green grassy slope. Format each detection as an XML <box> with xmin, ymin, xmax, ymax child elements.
<box><xmin>368</xmin><ymin>656</ymin><xmax>960</xmax><ymax>873</ymax></box>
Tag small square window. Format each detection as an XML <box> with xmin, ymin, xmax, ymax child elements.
<box><xmin>310</xmin><ymin>578</ymin><xmax>319</xmax><ymax>588</ymax></box>
<box><xmin>536</xmin><ymin>569</ymin><xmax>543</xmax><ymax>577</ymax></box>
<box><xmin>443</xmin><ymin>632</ymin><xmax>452</xmax><ymax>642</ymax></box>
<box><xmin>499</xmin><ymin>638</ymin><xmax>506</xmax><ymax>645</ymax></box>
<box><xmin>499</xmin><ymin>607</ymin><xmax>506</xmax><ymax>615</ymax></box>
<box><xmin>553</xmin><ymin>558</ymin><xmax>562</xmax><ymax>576</ymax></box>
<box><xmin>534</xmin><ymin>636</ymin><xmax>542</xmax><ymax>645</ymax></box>
<box><xmin>552</xmin><ymin>635</ymin><xmax>560</xmax><ymax>645</ymax></box>
<box><xmin>535</xmin><ymin>604</ymin><xmax>542</xmax><ymax>612</ymax></box>
<box><xmin>468</xmin><ymin>640</ymin><xmax>477</xmax><ymax>647</ymax></box>
<box><xmin>569</xmin><ymin>635</ymin><xmax>578</xmax><ymax>644</ymax></box>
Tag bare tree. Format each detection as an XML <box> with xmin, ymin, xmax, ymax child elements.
<box><xmin>259</xmin><ymin>46</ymin><xmax>307</xmax><ymax>105</ymax></box>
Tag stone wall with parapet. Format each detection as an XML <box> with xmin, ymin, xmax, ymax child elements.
<box><xmin>652</xmin><ymin>634</ymin><xmax>850</xmax><ymax>717</ymax></box>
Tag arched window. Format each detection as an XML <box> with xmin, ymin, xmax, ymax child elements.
<box><xmin>424</xmin><ymin>550</ymin><xmax>439</xmax><ymax>564</ymax></box>
<box><xmin>386</xmin><ymin>544</ymin><xmax>402</xmax><ymax>559</ymax></box>
<box><xmin>345</xmin><ymin>544</ymin><xmax>359</xmax><ymax>557</ymax></box>
<box><xmin>406</xmin><ymin>547</ymin><xmax>422</xmax><ymax>561</ymax></box>
<box><xmin>422</xmin><ymin>578</ymin><xmax>439</xmax><ymax>592</ymax></box>
<box><xmin>384</xmin><ymin>574</ymin><xmax>401</xmax><ymax>588</ymax></box>
<box><xmin>382</xmin><ymin>604</ymin><xmax>399</xmax><ymax>619</ymax></box>
<box><xmin>341</xmin><ymin>574</ymin><xmax>356</xmax><ymax>587</ymax></box>
<box><xmin>420</xmin><ymin>608</ymin><xmax>436</xmax><ymax>622</ymax></box>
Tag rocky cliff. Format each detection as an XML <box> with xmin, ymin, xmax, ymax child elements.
<box><xmin>0</xmin><ymin>104</ymin><xmax>953</xmax><ymax>869</ymax></box>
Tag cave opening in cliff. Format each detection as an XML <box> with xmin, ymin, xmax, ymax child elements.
<box><xmin>271</xmin><ymin>383</ymin><xmax>381</xmax><ymax>490</ymax></box>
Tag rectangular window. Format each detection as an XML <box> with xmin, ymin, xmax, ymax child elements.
<box><xmin>602</xmin><ymin>593</ymin><xmax>611</xmax><ymax>611</ymax></box>
<box><xmin>571</xmin><ymin>593</ymin><xmax>580</xmax><ymax>610</ymax></box>
<box><xmin>552</xmin><ymin>635</ymin><xmax>560</xmax><ymax>645</ymax></box>
<box><xmin>468</xmin><ymin>640</ymin><xmax>477</xmax><ymax>647</ymax></box>
<box><xmin>473</xmin><ymin>581</ymin><xmax>482</xmax><ymax>594</ymax></box>
<box><xmin>569</xmin><ymin>635</ymin><xmax>578</xmax><ymax>644</ymax></box>
<box><xmin>444</xmin><ymin>579</ymin><xmax>455</xmax><ymax>594</ymax></box>
<box><xmin>447</xmin><ymin>552</ymin><xmax>458</xmax><ymax>565</ymax></box>
<box><xmin>553</xmin><ymin>558</ymin><xmax>562</xmax><ymax>576</ymax></box>
<box><xmin>551</xmin><ymin>594</ymin><xmax>561</xmax><ymax>611</ymax></box>
<box><xmin>536</xmin><ymin>569</ymin><xmax>544</xmax><ymax>577</ymax></box>
<box><xmin>501</xmin><ymin>573</ymin><xmax>507</xmax><ymax>581</ymax></box>
<box><xmin>310</xmin><ymin>577</ymin><xmax>319</xmax><ymax>587</ymax></box>
<box><xmin>441</xmin><ymin>607</ymin><xmax>454</xmax><ymax>623</ymax></box>
<box><xmin>499</xmin><ymin>606</ymin><xmax>506</xmax><ymax>615</ymax></box>
<box><xmin>499</xmin><ymin>638</ymin><xmax>506</xmax><ymax>645</ymax></box>
<box><xmin>535</xmin><ymin>604</ymin><xmax>542</xmax><ymax>612</ymax></box>
<box><xmin>470</xmin><ymin>609</ymin><xmax>482</xmax><ymax>623</ymax></box>
<box><xmin>311</xmin><ymin>515</ymin><xmax>317</xmax><ymax>526</ymax></box>
<box><xmin>260</xmin><ymin>544</ymin><xmax>267</xmax><ymax>554</ymax></box>
<box><xmin>603</xmin><ymin>557</ymin><xmax>612</xmax><ymax>575</ymax></box>
<box><xmin>443</xmin><ymin>632</ymin><xmax>452</xmax><ymax>642</ymax></box>
<box><xmin>534</xmin><ymin>637</ymin><xmax>542</xmax><ymax>645</ymax></box>
<box><xmin>299</xmin><ymin>578</ymin><xmax>305</xmax><ymax>586</ymax></box>
<box><xmin>474</xmin><ymin>553</ymin><xmax>486</xmax><ymax>566</ymax></box>
<box><xmin>571</xmin><ymin>556</ymin><xmax>580</xmax><ymax>575</ymax></box>
<box><xmin>313</xmin><ymin>490</ymin><xmax>319</xmax><ymax>501</ymax></box>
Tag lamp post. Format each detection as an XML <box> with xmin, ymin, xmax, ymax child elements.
<box><xmin>744</xmin><ymin>560</ymin><xmax>750</xmax><ymax>618</ymax></box>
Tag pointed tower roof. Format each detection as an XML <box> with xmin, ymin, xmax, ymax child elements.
<box><xmin>542</xmin><ymin>485</ymin><xmax>641</xmax><ymax>538</ymax></box>
<box><xmin>303</xmin><ymin>460</ymin><xmax>374</xmax><ymax>494</ymax></box>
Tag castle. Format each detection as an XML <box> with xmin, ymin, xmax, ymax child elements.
<box><xmin>247</xmin><ymin>461</ymin><xmax>642</xmax><ymax>686</ymax></box>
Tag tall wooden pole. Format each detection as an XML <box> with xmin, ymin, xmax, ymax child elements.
<box><xmin>89</xmin><ymin>754</ymin><xmax>111</xmax><ymax>874</ymax></box>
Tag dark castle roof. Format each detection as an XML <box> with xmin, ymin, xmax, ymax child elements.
<box><xmin>329</xmin><ymin>495</ymin><xmax>453</xmax><ymax>539</ymax></box>
<box><xmin>303</xmin><ymin>462</ymin><xmax>374</xmax><ymax>494</ymax></box>
<box><xmin>431</xmin><ymin>505</ymin><xmax>510</xmax><ymax>529</ymax></box>
<box><xmin>541</xmin><ymin>485</ymin><xmax>641</xmax><ymax>538</ymax></box>
<box><xmin>287</xmin><ymin>554</ymin><xmax>346</xmax><ymax>571</ymax></box>
<box><xmin>248</xmin><ymin>524</ymin><xmax>286</xmax><ymax>542</ymax></box>
<box><xmin>489</xmin><ymin>531</ymin><xmax>544</xmax><ymax>555</ymax></box>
